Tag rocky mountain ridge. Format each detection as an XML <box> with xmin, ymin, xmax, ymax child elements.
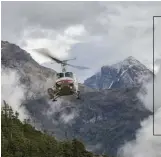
<box><xmin>1</xmin><ymin>40</ymin><xmax>152</xmax><ymax>157</ymax></box>
<box><xmin>84</xmin><ymin>56</ymin><xmax>153</xmax><ymax>90</ymax></box>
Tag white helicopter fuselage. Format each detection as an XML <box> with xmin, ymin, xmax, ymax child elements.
<box><xmin>48</xmin><ymin>74</ymin><xmax>80</xmax><ymax>100</ymax></box>
<box><xmin>55</xmin><ymin>76</ymin><xmax>79</xmax><ymax>91</ymax></box>
<box><xmin>52</xmin><ymin>71</ymin><xmax>80</xmax><ymax>97</ymax></box>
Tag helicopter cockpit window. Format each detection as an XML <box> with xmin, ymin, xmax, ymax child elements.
<box><xmin>57</xmin><ymin>73</ymin><xmax>64</xmax><ymax>78</ymax></box>
<box><xmin>65</xmin><ymin>72</ymin><xmax>73</xmax><ymax>78</ymax></box>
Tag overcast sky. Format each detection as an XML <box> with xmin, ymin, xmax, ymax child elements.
<box><xmin>1</xmin><ymin>1</ymin><xmax>161</xmax><ymax>82</ymax></box>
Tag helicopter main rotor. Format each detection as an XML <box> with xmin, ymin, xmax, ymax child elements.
<box><xmin>33</xmin><ymin>48</ymin><xmax>90</xmax><ymax>72</ymax></box>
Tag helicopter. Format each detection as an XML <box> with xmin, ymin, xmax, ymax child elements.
<box><xmin>33</xmin><ymin>48</ymin><xmax>90</xmax><ymax>101</ymax></box>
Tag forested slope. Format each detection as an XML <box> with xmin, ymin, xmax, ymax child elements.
<box><xmin>1</xmin><ymin>101</ymin><xmax>109</xmax><ymax>157</ymax></box>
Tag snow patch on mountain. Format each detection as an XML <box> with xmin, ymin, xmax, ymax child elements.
<box><xmin>84</xmin><ymin>56</ymin><xmax>153</xmax><ymax>89</ymax></box>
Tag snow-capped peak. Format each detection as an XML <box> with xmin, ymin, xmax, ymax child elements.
<box><xmin>84</xmin><ymin>56</ymin><xmax>153</xmax><ymax>89</ymax></box>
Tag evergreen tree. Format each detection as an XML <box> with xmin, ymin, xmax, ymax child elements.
<box><xmin>1</xmin><ymin>103</ymin><xmax>110</xmax><ymax>157</ymax></box>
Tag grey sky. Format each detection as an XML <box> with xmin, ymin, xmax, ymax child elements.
<box><xmin>1</xmin><ymin>1</ymin><xmax>161</xmax><ymax>82</ymax></box>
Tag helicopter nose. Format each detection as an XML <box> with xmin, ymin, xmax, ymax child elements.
<box><xmin>64</xmin><ymin>80</ymin><xmax>74</xmax><ymax>84</ymax></box>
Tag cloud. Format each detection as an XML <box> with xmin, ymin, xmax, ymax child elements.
<box><xmin>1</xmin><ymin>1</ymin><xmax>104</xmax><ymax>41</ymax></box>
<box><xmin>117</xmin><ymin>17</ymin><xmax>161</xmax><ymax>153</ymax></box>
<box><xmin>43</xmin><ymin>99</ymin><xmax>78</xmax><ymax>125</ymax></box>
<box><xmin>154</xmin><ymin>17</ymin><xmax>161</xmax><ymax>60</ymax></box>
<box><xmin>60</xmin><ymin>110</ymin><xmax>78</xmax><ymax>124</ymax></box>
<box><xmin>118</xmin><ymin>109</ymin><xmax>161</xmax><ymax>157</ymax></box>
<box><xmin>117</xmin><ymin>60</ymin><xmax>161</xmax><ymax>157</ymax></box>
<box><xmin>142</xmin><ymin>66</ymin><xmax>161</xmax><ymax>112</ymax></box>
<box><xmin>21</xmin><ymin>25</ymin><xmax>86</xmax><ymax>64</ymax></box>
<box><xmin>1</xmin><ymin>1</ymin><xmax>161</xmax><ymax>82</ymax></box>
<box><xmin>86</xmin><ymin>143</ymin><xmax>102</xmax><ymax>152</ymax></box>
<box><xmin>1</xmin><ymin>68</ymin><xmax>29</xmax><ymax>121</ymax></box>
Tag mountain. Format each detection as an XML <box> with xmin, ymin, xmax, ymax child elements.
<box><xmin>84</xmin><ymin>56</ymin><xmax>153</xmax><ymax>90</ymax></box>
<box><xmin>25</xmin><ymin>87</ymin><xmax>151</xmax><ymax>156</ymax></box>
<box><xmin>2</xmin><ymin>102</ymin><xmax>109</xmax><ymax>157</ymax></box>
<box><xmin>1</xmin><ymin>41</ymin><xmax>152</xmax><ymax>157</ymax></box>
<box><xmin>1</xmin><ymin>40</ymin><xmax>56</xmax><ymax>98</ymax></box>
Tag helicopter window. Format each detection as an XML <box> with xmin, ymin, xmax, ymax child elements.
<box><xmin>57</xmin><ymin>73</ymin><xmax>64</xmax><ymax>78</ymax></box>
<box><xmin>65</xmin><ymin>72</ymin><xmax>73</xmax><ymax>78</ymax></box>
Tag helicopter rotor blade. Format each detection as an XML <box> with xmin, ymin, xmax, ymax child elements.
<box><xmin>66</xmin><ymin>63</ymin><xmax>90</xmax><ymax>70</ymax></box>
<box><xmin>33</xmin><ymin>48</ymin><xmax>63</xmax><ymax>64</ymax></box>
<box><xmin>63</xmin><ymin>57</ymin><xmax>76</xmax><ymax>62</ymax></box>
<box><xmin>32</xmin><ymin>48</ymin><xmax>90</xmax><ymax>70</ymax></box>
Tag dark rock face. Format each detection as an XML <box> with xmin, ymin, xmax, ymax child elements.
<box><xmin>24</xmin><ymin>87</ymin><xmax>152</xmax><ymax>157</ymax></box>
<box><xmin>1</xmin><ymin>40</ymin><xmax>56</xmax><ymax>98</ymax></box>
<box><xmin>84</xmin><ymin>56</ymin><xmax>153</xmax><ymax>90</ymax></box>
<box><xmin>1</xmin><ymin>40</ymin><xmax>34</xmax><ymax>67</ymax></box>
<box><xmin>1</xmin><ymin>41</ymin><xmax>152</xmax><ymax>157</ymax></box>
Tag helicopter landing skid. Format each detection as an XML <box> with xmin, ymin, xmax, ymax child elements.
<box><xmin>52</xmin><ymin>94</ymin><xmax>61</xmax><ymax>101</ymax></box>
<box><xmin>47</xmin><ymin>88</ymin><xmax>60</xmax><ymax>101</ymax></box>
<box><xmin>73</xmin><ymin>91</ymin><xmax>81</xmax><ymax>99</ymax></box>
<box><xmin>47</xmin><ymin>88</ymin><xmax>81</xmax><ymax>101</ymax></box>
